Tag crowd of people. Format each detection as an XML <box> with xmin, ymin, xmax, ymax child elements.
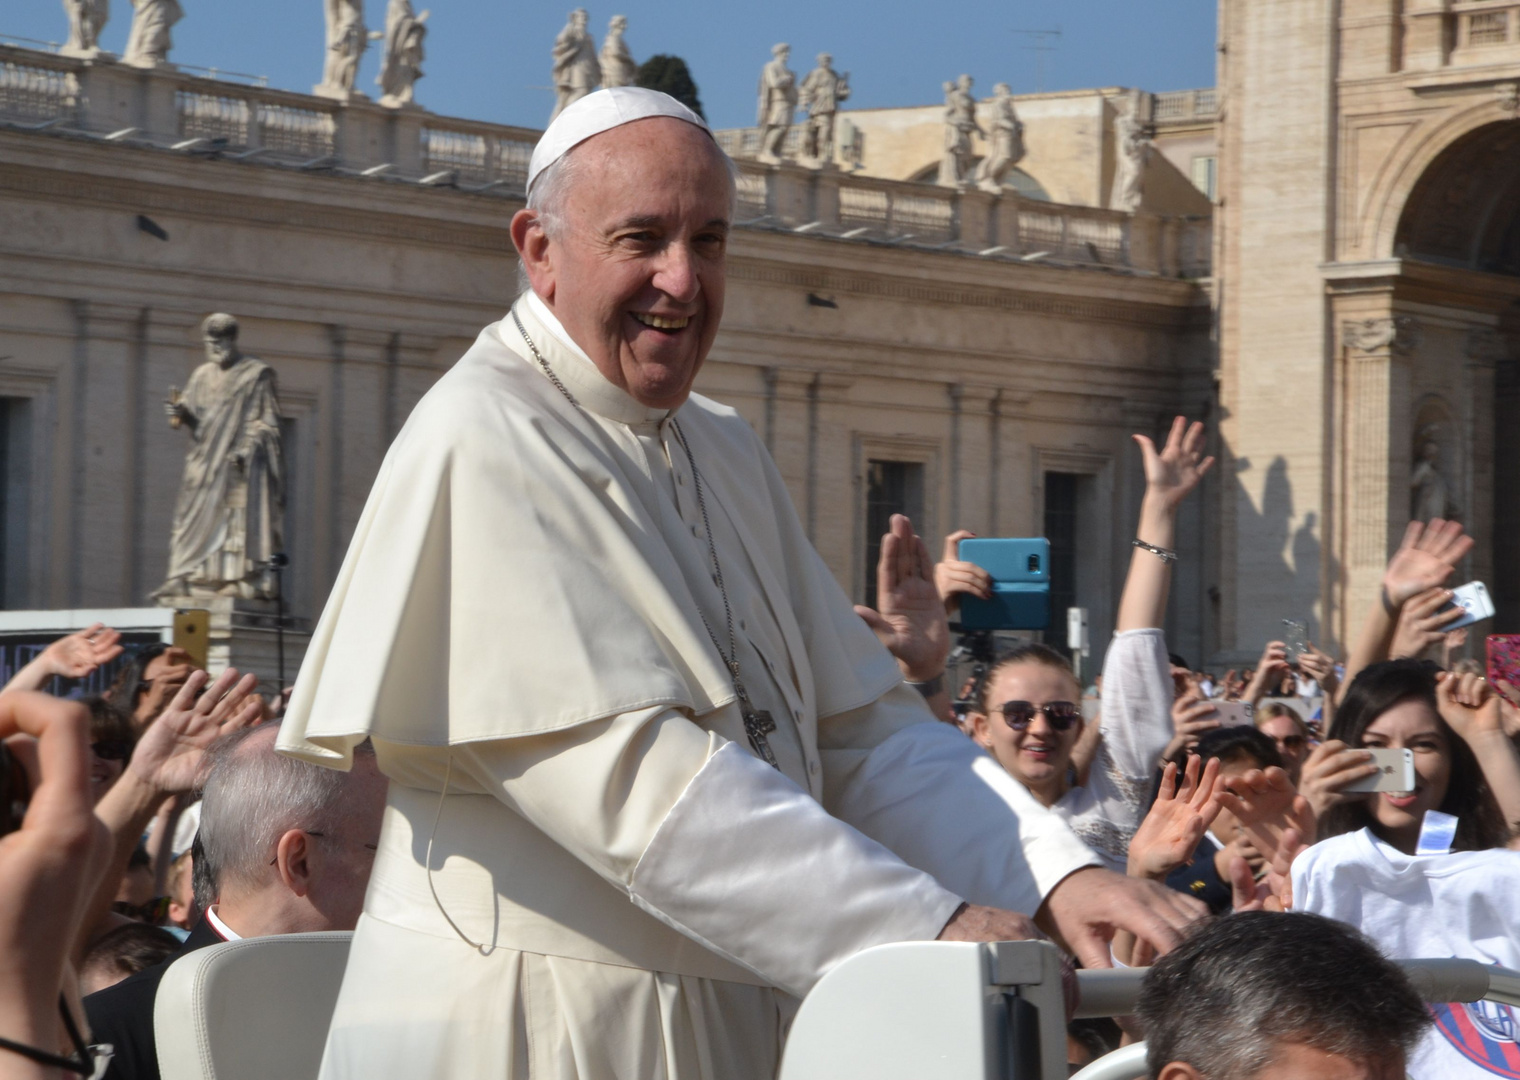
<box><xmin>1</xmin><ymin>424</ymin><xmax>1516</xmax><ymax>1080</ymax></box>
<box><xmin>1</xmin><ymin>418</ymin><xmax>1518</xmax><ymax>1079</ymax></box>
<box><xmin>4</xmin><ymin>83</ymin><xmax>1520</xmax><ymax>1080</ymax></box>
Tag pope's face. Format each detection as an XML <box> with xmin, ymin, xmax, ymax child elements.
<box><xmin>519</xmin><ymin>118</ymin><xmax>732</xmax><ymax>410</ymax></box>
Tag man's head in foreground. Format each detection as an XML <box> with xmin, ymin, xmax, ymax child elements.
<box><xmin>195</xmin><ymin>723</ymin><xmax>387</xmax><ymax>936</ymax></box>
<box><xmin>1137</xmin><ymin>911</ymin><xmax>1429</xmax><ymax>1080</ymax></box>
<box><xmin>511</xmin><ymin>90</ymin><xmax>736</xmax><ymax>412</ymax></box>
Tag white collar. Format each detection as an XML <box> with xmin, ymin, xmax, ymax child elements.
<box><xmin>512</xmin><ymin>292</ymin><xmax>672</xmax><ymax>427</ymax></box>
<box><xmin>205</xmin><ymin>905</ymin><xmax>243</xmax><ymax>941</ymax></box>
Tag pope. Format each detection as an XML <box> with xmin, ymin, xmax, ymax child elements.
<box><xmin>277</xmin><ymin>87</ymin><xmax>1204</xmax><ymax>1080</ymax></box>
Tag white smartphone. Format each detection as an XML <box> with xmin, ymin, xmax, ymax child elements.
<box><xmin>1213</xmin><ymin>701</ymin><xmax>1255</xmax><ymax>728</ymax></box>
<box><xmin>1440</xmin><ymin>581</ymin><xmax>1495</xmax><ymax>631</ymax></box>
<box><xmin>1342</xmin><ymin>747</ymin><xmax>1416</xmax><ymax>793</ymax></box>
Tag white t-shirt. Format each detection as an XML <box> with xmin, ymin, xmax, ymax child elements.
<box><xmin>1293</xmin><ymin>829</ymin><xmax>1520</xmax><ymax>1079</ymax></box>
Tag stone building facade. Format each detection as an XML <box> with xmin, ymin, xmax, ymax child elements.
<box><xmin>1215</xmin><ymin>0</ymin><xmax>1520</xmax><ymax>656</ymax></box>
<box><xmin>0</xmin><ymin>45</ymin><xmax>1213</xmax><ymax>683</ymax></box>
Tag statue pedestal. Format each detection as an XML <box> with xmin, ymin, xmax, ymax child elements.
<box><xmin>155</xmin><ymin>593</ymin><xmax>312</xmax><ymax>693</ymax></box>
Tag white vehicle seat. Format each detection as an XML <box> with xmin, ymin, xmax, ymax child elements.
<box><xmin>1070</xmin><ymin>1043</ymin><xmax>1148</xmax><ymax>1080</ymax></box>
<box><xmin>153</xmin><ymin>932</ymin><xmax>352</xmax><ymax>1080</ymax></box>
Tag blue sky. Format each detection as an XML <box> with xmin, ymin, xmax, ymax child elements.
<box><xmin>4</xmin><ymin>2</ymin><xmax>1217</xmax><ymax>130</ymax></box>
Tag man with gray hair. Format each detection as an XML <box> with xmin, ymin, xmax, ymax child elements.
<box><xmin>280</xmin><ymin>85</ymin><xmax>1203</xmax><ymax>1080</ymax></box>
<box><xmin>84</xmin><ymin>724</ymin><xmax>386</xmax><ymax>1080</ymax></box>
<box><xmin>1137</xmin><ymin>911</ymin><xmax>1430</xmax><ymax>1079</ymax></box>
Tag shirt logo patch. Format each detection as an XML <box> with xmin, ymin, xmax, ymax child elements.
<box><xmin>1431</xmin><ymin>997</ymin><xmax>1520</xmax><ymax>1077</ymax></box>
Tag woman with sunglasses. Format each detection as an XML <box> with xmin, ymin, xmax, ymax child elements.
<box><xmin>1255</xmin><ymin>703</ymin><xmax>1312</xmax><ymax>785</ymax></box>
<box><xmin>970</xmin><ymin>417</ymin><xmax>1213</xmax><ymax>870</ymax></box>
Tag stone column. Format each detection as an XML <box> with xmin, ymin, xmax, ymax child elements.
<box><xmin>810</xmin><ymin>374</ymin><xmax>855</xmax><ymax>586</ymax></box>
<box><xmin>955</xmin><ymin>190</ymin><xmax>996</xmax><ymax>250</ymax></box>
<box><xmin>1465</xmin><ymin>327</ymin><xmax>1505</xmax><ymax>604</ymax></box>
<box><xmin>1339</xmin><ymin>315</ymin><xmax>1418</xmax><ymax>642</ymax></box>
<box><xmin>948</xmin><ymin>383</ymin><xmax>1000</xmax><ymax>537</ymax></box>
<box><xmin>763</xmin><ymin>367</ymin><xmax>815</xmax><ymax>522</ymax></box>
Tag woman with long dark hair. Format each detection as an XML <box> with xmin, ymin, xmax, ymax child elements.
<box><xmin>1318</xmin><ymin>658</ymin><xmax>1520</xmax><ymax>853</ymax></box>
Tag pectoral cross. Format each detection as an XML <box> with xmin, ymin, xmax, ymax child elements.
<box><xmin>741</xmin><ymin>695</ymin><xmax>779</xmax><ymax>769</ymax></box>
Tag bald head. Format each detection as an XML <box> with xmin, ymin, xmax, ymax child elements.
<box><xmin>511</xmin><ymin>116</ymin><xmax>736</xmax><ymax>410</ymax></box>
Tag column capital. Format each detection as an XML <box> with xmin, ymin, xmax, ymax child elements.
<box><xmin>1342</xmin><ymin>316</ymin><xmax>1420</xmax><ymax>355</ymax></box>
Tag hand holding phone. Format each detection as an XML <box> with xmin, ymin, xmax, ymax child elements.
<box><xmin>1437</xmin><ymin>581</ymin><xmax>1495</xmax><ymax>632</ymax></box>
<box><xmin>1341</xmin><ymin>747</ymin><xmax>1416</xmax><ymax>794</ymax></box>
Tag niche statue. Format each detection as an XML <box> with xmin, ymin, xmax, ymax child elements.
<box><xmin>154</xmin><ymin>314</ymin><xmax>285</xmax><ymax>602</ymax></box>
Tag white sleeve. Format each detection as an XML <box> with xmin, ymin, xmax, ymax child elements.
<box><xmin>456</xmin><ymin>706</ymin><xmax>962</xmax><ymax>998</ymax></box>
<box><xmin>1097</xmin><ymin>628</ymin><xmax>1176</xmax><ymax>778</ymax></box>
<box><xmin>820</xmin><ymin>683</ymin><xmax>1101</xmax><ymax>917</ymax></box>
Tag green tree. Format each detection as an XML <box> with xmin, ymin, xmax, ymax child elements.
<box><xmin>634</xmin><ymin>55</ymin><xmax>705</xmax><ymax>120</ymax></box>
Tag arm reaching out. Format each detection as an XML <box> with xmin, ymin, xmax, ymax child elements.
<box><xmin>1117</xmin><ymin>416</ymin><xmax>1214</xmax><ymax>634</ymax></box>
<box><xmin>1436</xmin><ymin>671</ymin><xmax>1520</xmax><ymax>834</ymax></box>
<box><xmin>1341</xmin><ymin>519</ymin><xmax>1473</xmax><ymax>699</ymax></box>
<box><xmin>1</xmin><ymin>624</ymin><xmax>123</xmax><ymax>694</ymax></box>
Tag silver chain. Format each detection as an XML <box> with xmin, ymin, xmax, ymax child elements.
<box><xmin>512</xmin><ymin>308</ymin><xmax>580</xmax><ymax>409</ymax></box>
<box><xmin>511</xmin><ymin>313</ymin><xmax>755</xmax><ymax>720</ymax></box>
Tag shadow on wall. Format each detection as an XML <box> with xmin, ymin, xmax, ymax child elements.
<box><xmin>1230</xmin><ymin>455</ymin><xmax>1341</xmax><ymax>657</ymax></box>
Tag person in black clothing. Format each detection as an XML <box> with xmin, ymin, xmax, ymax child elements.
<box><xmin>84</xmin><ymin>723</ymin><xmax>386</xmax><ymax>1079</ymax></box>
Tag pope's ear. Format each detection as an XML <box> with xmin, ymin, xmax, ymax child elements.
<box><xmin>510</xmin><ymin>208</ymin><xmax>555</xmax><ymax>298</ymax></box>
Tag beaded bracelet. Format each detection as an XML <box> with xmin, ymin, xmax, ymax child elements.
<box><xmin>1131</xmin><ymin>538</ymin><xmax>1179</xmax><ymax>563</ymax></box>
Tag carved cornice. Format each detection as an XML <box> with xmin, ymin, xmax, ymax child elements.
<box><xmin>726</xmin><ymin>260</ymin><xmax>1198</xmax><ymax>330</ymax></box>
<box><xmin>1342</xmin><ymin>316</ymin><xmax>1420</xmax><ymax>355</ymax></box>
<box><xmin>0</xmin><ymin>162</ymin><xmax>514</xmax><ymax>254</ymax></box>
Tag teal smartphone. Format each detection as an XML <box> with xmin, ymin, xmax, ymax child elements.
<box><xmin>956</xmin><ymin>538</ymin><xmax>1051</xmax><ymax>631</ymax></box>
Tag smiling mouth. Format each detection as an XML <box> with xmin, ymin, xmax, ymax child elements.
<box><xmin>630</xmin><ymin>312</ymin><xmax>691</xmax><ymax>332</ymax></box>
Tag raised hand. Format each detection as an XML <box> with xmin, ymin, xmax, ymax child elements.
<box><xmin>126</xmin><ymin>667</ymin><xmax>263</xmax><ymax>795</ymax></box>
<box><xmin>1127</xmin><ymin>755</ymin><xmax>1222</xmax><ymax>879</ymax></box>
<box><xmin>854</xmin><ymin>514</ymin><xmax>949</xmax><ymax>682</ymax></box>
<box><xmin>1161</xmin><ymin>691</ymin><xmax>1220</xmax><ymax>762</ymax></box>
<box><xmin>40</xmin><ymin>623</ymin><xmax>124</xmax><ymax>679</ymax></box>
<box><xmin>1228</xmin><ymin>832</ymin><xmax>1299</xmax><ymax>913</ymax></box>
<box><xmin>1295</xmin><ymin>643</ymin><xmax>1338</xmax><ymax>698</ymax></box>
<box><xmin>932</xmin><ymin>530</ymin><xmax>993</xmax><ymax>616</ymax></box>
<box><xmin>1390</xmin><ymin>587</ymin><xmax>1464</xmax><ymax>660</ymax></box>
<box><xmin>1242</xmin><ymin>641</ymin><xmax>1291</xmax><ymax>705</ymax></box>
<box><xmin>1435</xmin><ymin>669</ymin><xmax>1505</xmax><ymax>741</ymax></box>
<box><xmin>1216</xmin><ymin>767</ymin><xmax>1316</xmax><ymax>873</ymax></box>
<box><xmin>1382</xmin><ymin>519</ymin><xmax>1473</xmax><ymax>610</ymax></box>
<box><xmin>1134</xmin><ymin>415</ymin><xmax>1215</xmax><ymax>512</ymax></box>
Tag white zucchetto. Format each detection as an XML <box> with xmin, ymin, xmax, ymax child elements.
<box><xmin>527</xmin><ymin>86</ymin><xmax>711</xmax><ymax>195</ymax></box>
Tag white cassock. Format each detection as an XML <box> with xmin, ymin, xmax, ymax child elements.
<box><xmin>277</xmin><ymin>292</ymin><xmax>1100</xmax><ymax>1080</ymax></box>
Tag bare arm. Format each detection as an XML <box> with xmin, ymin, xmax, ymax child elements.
<box><xmin>1116</xmin><ymin>416</ymin><xmax>1214</xmax><ymax>634</ymax></box>
<box><xmin>0</xmin><ymin>624</ymin><xmax>122</xmax><ymax>695</ymax></box>
<box><xmin>1340</xmin><ymin>520</ymin><xmax>1473</xmax><ymax>700</ymax></box>
<box><xmin>1438</xmin><ymin>672</ymin><xmax>1520</xmax><ymax>834</ymax></box>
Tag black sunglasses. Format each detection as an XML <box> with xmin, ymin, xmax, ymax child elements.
<box><xmin>997</xmin><ymin>700</ymin><xmax>1081</xmax><ymax>732</ymax></box>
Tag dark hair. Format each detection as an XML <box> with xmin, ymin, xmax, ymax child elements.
<box><xmin>1138</xmin><ymin>911</ymin><xmax>1430</xmax><ymax>1078</ymax></box>
<box><xmin>1164</xmin><ymin>725</ymin><xmax>1284</xmax><ymax>774</ymax></box>
<box><xmin>1167</xmin><ymin>652</ymin><xmax>1191</xmax><ymax>670</ymax></box>
<box><xmin>1067</xmin><ymin>1017</ymin><xmax>1121</xmax><ymax>1065</ymax></box>
<box><xmin>127</xmin><ymin>842</ymin><xmax>152</xmax><ymax>872</ymax></box>
<box><xmin>977</xmin><ymin>642</ymin><xmax>1079</xmax><ymax>713</ymax></box>
<box><xmin>85</xmin><ymin>695</ymin><xmax>135</xmax><ymax>746</ymax></box>
<box><xmin>81</xmin><ymin>922</ymin><xmax>181</xmax><ymax>988</ymax></box>
<box><xmin>191</xmin><ymin>830</ymin><xmax>217</xmax><ymax>915</ymax></box>
<box><xmin>1320</xmin><ymin>659</ymin><xmax>1506</xmax><ymax>851</ymax></box>
<box><xmin>105</xmin><ymin>642</ymin><xmax>169</xmax><ymax>710</ymax></box>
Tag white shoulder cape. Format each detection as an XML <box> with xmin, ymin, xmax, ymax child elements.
<box><xmin>278</xmin><ymin>311</ymin><xmax>901</xmax><ymax>767</ymax></box>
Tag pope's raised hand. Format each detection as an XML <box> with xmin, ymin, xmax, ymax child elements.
<box><xmin>854</xmin><ymin>514</ymin><xmax>949</xmax><ymax>683</ymax></box>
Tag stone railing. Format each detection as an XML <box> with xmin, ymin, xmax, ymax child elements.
<box><xmin>732</xmin><ymin>159</ymin><xmax>1211</xmax><ymax>277</ymax></box>
<box><xmin>0</xmin><ymin>43</ymin><xmax>1211</xmax><ymax>277</ymax></box>
<box><xmin>1152</xmin><ymin>88</ymin><xmax>1218</xmax><ymax>124</ymax></box>
<box><xmin>0</xmin><ymin>48</ymin><xmax>80</xmax><ymax>126</ymax></box>
<box><xmin>0</xmin><ymin>42</ymin><xmax>540</xmax><ymax>184</ymax></box>
<box><xmin>1406</xmin><ymin>0</ymin><xmax>1520</xmax><ymax>71</ymax></box>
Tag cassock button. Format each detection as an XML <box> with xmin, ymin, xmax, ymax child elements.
<box><xmin>793</xmin><ymin>707</ymin><xmax>802</xmax><ymax>721</ymax></box>
<box><xmin>690</xmin><ymin>524</ymin><xmax>701</xmax><ymax>537</ymax></box>
<box><xmin>809</xmin><ymin>760</ymin><xmax>819</xmax><ymax>776</ymax></box>
<box><xmin>677</xmin><ymin>474</ymin><xmax>686</xmax><ymax>486</ymax></box>
<box><xmin>739</xmin><ymin>618</ymin><xmax>748</xmax><ymax>631</ymax></box>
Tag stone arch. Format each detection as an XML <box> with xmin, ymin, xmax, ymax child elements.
<box><xmin>906</xmin><ymin>159</ymin><xmax>1051</xmax><ymax>200</ymax></box>
<box><xmin>1369</xmin><ymin>103</ymin><xmax>1520</xmax><ymax>267</ymax></box>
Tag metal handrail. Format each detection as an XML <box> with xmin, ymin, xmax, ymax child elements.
<box><xmin>1075</xmin><ymin>958</ymin><xmax>1520</xmax><ymax>1018</ymax></box>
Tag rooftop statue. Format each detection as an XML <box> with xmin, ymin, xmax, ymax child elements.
<box><xmin>600</xmin><ymin>15</ymin><xmax>636</xmax><ymax>89</ymax></box>
<box><xmin>550</xmin><ymin>9</ymin><xmax>600</xmax><ymax>121</ymax></box>
<box><xmin>377</xmin><ymin>0</ymin><xmax>428</xmax><ymax>107</ymax></box>
<box><xmin>155</xmin><ymin>314</ymin><xmax>285</xmax><ymax>603</ymax></box>
<box><xmin>122</xmin><ymin>0</ymin><xmax>182</xmax><ymax>68</ymax></box>
<box><xmin>976</xmin><ymin>83</ymin><xmax>1025</xmax><ymax>193</ymax></box>
<box><xmin>756</xmin><ymin>43</ymin><xmax>797</xmax><ymax>164</ymax></box>
<box><xmin>940</xmin><ymin>74</ymin><xmax>982</xmax><ymax>187</ymax></box>
<box><xmin>60</xmin><ymin>0</ymin><xmax>110</xmax><ymax>58</ymax></box>
<box><xmin>797</xmin><ymin>53</ymin><xmax>849</xmax><ymax>168</ymax></box>
<box><xmin>317</xmin><ymin>0</ymin><xmax>368</xmax><ymax>99</ymax></box>
<box><xmin>1111</xmin><ymin>96</ymin><xmax>1152</xmax><ymax>211</ymax></box>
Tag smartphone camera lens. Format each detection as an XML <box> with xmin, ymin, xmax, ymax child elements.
<box><xmin>1027</xmin><ymin>555</ymin><xmax>1040</xmax><ymax>573</ymax></box>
